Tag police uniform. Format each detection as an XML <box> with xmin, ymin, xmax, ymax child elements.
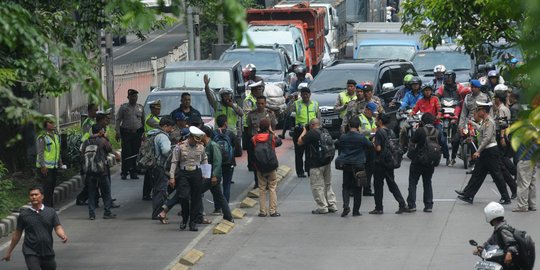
<box><xmin>494</xmin><ymin>102</ymin><xmax>517</xmax><ymax>197</ymax></box>
<box><xmin>116</xmin><ymin>89</ymin><xmax>144</xmax><ymax>179</ymax></box>
<box><xmin>458</xmin><ymin>91</ymin><xmax>490</xmax><ymax>130</ymax></box>
<box><xmin>458</xmin><ymin>102</ymin><xmax>511</xmax><ymax>203</ymax></box>
<box><xmin>144</xmin><ymin>100</ymin><xmax>161</xmax><ymax>135</ymax></box>
<box><xmin>335</xmin><ymin>91</ymin><xmax>357</xmax><ymax>118</ymax></box>
<box><xmin>168</xmin><ymin>127</ymin><xmax>208</xmax><ymax>230</ymax></box>
<box><xmin>242</xmin><ymin>82</ymin><xmax>260</xmax><ymax>162</ymax></box>
<box><xmin>286</xmin><ymin>90</ymin><xmax>320</xmax><ymax>176</ymax></box>
<box><xmin>36</xmin><ymin>116</ymin><xmax>62</xmax><ymax>208</ymax></box>
<box><xmin>358</xmin><ymin>105</ymin><xmax>378</xmax><ymax>195</ymax></box>
<box><xmin>205</xmin><ymin>85</ymin><xmax>244</xmax><ymax>134</ymax></box>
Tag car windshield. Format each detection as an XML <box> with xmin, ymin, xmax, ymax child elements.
<box><xmin>357</xmin><ymin>45</ymin><xmax>416</xmax><ymax>60</ymax></box>
<box><xmin>412</xmin><ymin>51</ymin><xmax>472</xmax><ymax>71</ymax></box>
<box><xmin>221</xmin><ymin>51</ymin><xmax>283</xmax><ymax>72</ymax></box>
<box><xmin>144</xmin><ymin>93</ymin><xmax>213</xmax><ymax>117</ymax></box>
<box><xmin>163</xmin><ymin>70</ymin><xmax>231</xmax><ymax>89</ymax></box>
<box><xmin>310</xmin><ymin>68</ymin><xmax>376</xmax><ymax>92</ymax></box>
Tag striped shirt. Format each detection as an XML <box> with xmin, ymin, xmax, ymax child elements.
<box><xmin>17</xmin><ymin>206</ymin><xmax>60</xmax><ymax>256</ymax></box>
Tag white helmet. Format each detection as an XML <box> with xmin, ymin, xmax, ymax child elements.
<box><xmin>298</xmin><ymin>82</ymin><xmax>309</xmax><ymax>90</ymax></box>
<box><xmin>433</xmin><ymin>65</ymin><xmax>447</xmax><ymax>73</ymax></box>
<box><xmin>218</xmin><ymin>87</ymin><xmax>233</xmax><ymax>96</ymax></box>
<box><xmin>484</xmin><ymin>201</ymin><xmax>505</xmax><ymax>223</ymax></box>
<box><xmin>494</xmin><ymin>84</ymin><xmax>509</xmax><ymax>92</ymax></box>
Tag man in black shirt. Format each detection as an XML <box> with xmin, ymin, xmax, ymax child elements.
<box><xmin>169</xmin><ymin>92</ymin><xmax>203</xmax><ymax>126</ymax></box>
<box><xmin>2</xmin><ymin>186</ymin><xmax>68</xmax><ymax>270</ymax></box>
<box><xmin>298</xmin><ymin>118</ymin><xmax>338</xmax><ymax>214</ymax></box>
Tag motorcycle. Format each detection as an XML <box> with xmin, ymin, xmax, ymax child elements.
<box><xmin>469</xmin><ymin>239</ymin><xmax>505</xmax><ymax>270</ymax></box>
<box><xmin>441</xmin><ymin>98</ymin><xmax>459</xmax><ymax>144</ymax></box>
<box><xmin>459</xmin><ymin>121</ymin><xmax>476</xmax><ymax>170</ymax></box>
<box><xmin>396</xmin><ymin>109</ymin><xmax>423</xmax><ymax>154</ymax></box>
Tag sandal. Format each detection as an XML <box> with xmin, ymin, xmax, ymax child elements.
<box><xmin>270</xmin><ymin>212</ymin><xmax>281</xmax><ymax>217</ymax></box>
<box><xmin>158</xmin><ymin>213</ymin><xmax>168</xmax><ymax>224</ymax></box>
<box><xmin>201</xmin><ymin>218</ymin><xmax>212</xmax><ymax>224</ymax></box>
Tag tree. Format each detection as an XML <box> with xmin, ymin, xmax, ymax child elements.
<box><xmin>401</xmin><ymin>0</ymin><xmax>540</xmax><ymax>159</ymax></box>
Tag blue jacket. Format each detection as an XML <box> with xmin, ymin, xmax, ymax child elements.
<box><xmin>400</xmin><ymin>91</ymin><xmax>423</xmax><ymax>110</ymax></box>
<box><xmin>335</xmin><ymin>131</ymin><xmax>373</xmax><ymax>166</ymax></box>
<box><xmin>148</xmin><ymin>129</ymin><xmax>171</xmax><ymax>167</ymax></box>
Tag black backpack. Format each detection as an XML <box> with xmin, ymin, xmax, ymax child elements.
<box><xmin>417</xmin><ymin>126</ymin><xmax>442</xmax><ymax>167</ymax></box>
<box><xmin>82</xmin><ymin>138</ymin><xmax>106</xmax><ymax>174</ymax></box>
<box><xmin>314</xmin><ymin>128</ymin><xmax>335</xmax><ymax>160</ymax></box>
<box><xmin>511</xmin><ymin>229</ymin><xmax>536</xmax><ymax>270</ymax></box>
<box><xmin>254</xmin><ymin>134</ymin><xmax>279</xmax><ymax>173</ymax></box>
<box><xmin>213</xmin><ymin>129</ymin><xmax>234</xmax><ymax>165</ymax></box>
<box><xmin>379</xmin><ymin>128</ymin><xmax>403</xmax><ymax>169</ymax></box>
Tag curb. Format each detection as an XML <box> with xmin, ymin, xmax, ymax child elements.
<box><xmin>0</xmin><ymin>151</ymin><xmax>121</xmax><ymax>238</ymax></box>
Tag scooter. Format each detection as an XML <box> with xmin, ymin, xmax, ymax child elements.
<box><xmin>397</xmin><ymin>109</ymin><xmax>423</xmax><ymax>154</ymax></box>
<box><xmin>441</xmin><ymin>98</ymin><xmax>459</xmax><ymax>143</ymax></box>
<box><xmin>459</xmin><ymin>121</ymin><xmax>476</xmax><ymax>170</ymax></box>
<box><xmin>469</xmin><ymin>239</ymin><xmax>504</xmax><ymax>270</ymax></box>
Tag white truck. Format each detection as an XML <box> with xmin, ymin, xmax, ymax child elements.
<box><xmin>275</xmin><ymin>0</ymin><xmax>347</xmax><ymax>58</ymax></box>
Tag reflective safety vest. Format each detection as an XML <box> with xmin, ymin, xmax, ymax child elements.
<box><xmin>81</xmin><ymin>117</ymin><xmax>96</xmax><ymax>142</ymax></box>
<box><xmin>359</xmin><ymin>113</ymin><xmax>376</xmax><ymax>138</ymax></box>
<box><xmin>243</xmin><ymin>94</ymin><xmax>257</xmax><ymax>127</ymax></box>
<box><xmin>215</xmin><ymin>104</ymin><xmax>238</xmax><ymax>133</ymax></box>
<box><xmin>295</xmin><ymin>100</ymin><xmax>319</xmax><ymax>125</ymax></box>
<box><xmin>36</xmin><ymin>132</ymin><xmax>61</xmax><ymax>168</ymax></box>
<box><xmin>144</xmin><ymin>114</ymin><xmax>160</xmax><ymax>135</ymax></box>
<box><xmin>339</xmin><ymin>91</ymin><xmax>356</xmax><ymax>118</ymax></box>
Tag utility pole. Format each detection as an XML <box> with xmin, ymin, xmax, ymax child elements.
<box><xmin>217</xmin><ymin>0</ymin><xmax>224</xmax><ymax>44</ymax></box>
<box><xmin>187</xmin><ymin>6</ymin><xmax>195</xmax><ymax>60</ymax></box>
<box><xmin>194</xmin><ymin>8</ymin><xmax>201</xmax><ymax>60</ymax></box>
<box><xmin>104</xmin><ymin>32</ymin><xmax>115</xmax><ymax>115</ymax></box>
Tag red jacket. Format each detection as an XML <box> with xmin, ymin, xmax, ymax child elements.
<box><xmin>412</xmin><ymin>96</ymin><xmax>442</xmax><ymax>125</ymax></box>
<box><xmin>436</xmin><ymin>83</ymin><xmax>471</xmax><ymax>119</ymax></box>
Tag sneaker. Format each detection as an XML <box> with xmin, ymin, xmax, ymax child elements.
<box><xmin>142</xmin><ymin>195</ymin><xmax>152</xmax><ymax>201</ymax></box>
<box><xmin>423</xmin><ymin>208</ymin><xmax>432</xmax><ymax>213</ymax></box>
<box><xmin>312</xmin><ymin>209</ymin><xmax>329</xmax><ymax>215</ymax></box>
<box><xmin>111</xmin><ymin>202</ymin><xmax>121</xmax><ymax>208</ymax></box>
<box><xmin>395</xmin><ymin>207</ymin><xmax>408</xmax><ymax>214</ymax></box>
<box><xmin>258</xmin><ymin>213</ymin><xmax>267</xmax><ymax>217</ymax></box>
<box><xmin>297</xmin><ymin>174</ymin><xmax>307</xmax><ymax>178</ymax></box>
<box><xmin>449</xmin><ymin>159</ymin><xmax>456</xmax><ymax>167</ymax></box>
<box><xmin>529</xmin><ymin>207</ymin><xmax>537</xmax><ymax>211</ymax></box>
<box><xmin>446</xmin><ymin>159</ymin><xmax>451</xmax><ymax>166</ymax></box>
<box><xmin>512</xmin><ymin>208</ymin><xmax>528</xmax><ymax>212</ymax></box>
<box><xmin>363</xmin><ymin>191</ymin><xmax>375</xmax><ymax>196</ymax></box>
<box><xmin>89</xmin><ymin>215</ymin><xmax>95</xmax><ymax>220</ymax></box>
<box><xmin>406</xmin><ymin>207</ymin><xmax>416</xmax><ymax>213</ymax></box>
<box><xmin>130</xmin><ymin>174</ymin><xmax>139</xmax><ymax>180</ymax></box>
<box><xmin>328</xmin><ymin>208</ymin><xmax>338</xmax><ymax>213</ymax></box>
<box><xmin>511</xmin><ymin>193</ymin><xmax>517</xmax><ymax>200</ymax></box>
<box><xmin>499</xmin><ymin>199</ymin><xmax>511</xmax><ymax>205</ymax></box>
<box><xmin>341</xmin><ymin>207</ymin><xmax>351</xmax><ymax>217</ymax></box>
<box><xmin>103</xmin><ymin>213</ymin><xmax>117</xmax><ymax>219</ymax></box>
<box><xmin>278</xmin><ymin>134</ymin><xmax>285</xmax><ymax>139</ymax></box>
<box><xmin>368</xmin><ymin>209</ymin><xmax>383</xmax><ymax>215</ymax></box>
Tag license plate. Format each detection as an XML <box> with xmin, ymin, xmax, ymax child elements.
<box><xmin>323</xmin><ymin>118</ymin><xmax>334</xmax><ymax>125</ymax></box>
<box><xmin>443</xmin><ymin>108</ymin><xmax>455</xmax><ymax>114</ymax></box>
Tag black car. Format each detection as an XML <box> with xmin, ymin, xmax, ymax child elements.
<box><xmin>411</xmin><ymin>46</ymin><xmax>476</xmax><ymax>87</ymax></box>
<box><xmin>309</xmin><ymin>59</ymin><xmax>417</xmax><ymax>138</ymax></box>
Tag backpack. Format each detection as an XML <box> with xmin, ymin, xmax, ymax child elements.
<box><xmin>511</xmin><ymin>229</ymin><xmax>536</xmax><ymax>270</ymax></box>
<box><xmin>82</xmin><ymin>138</ymin><xmax>106</xmax><ymax>174</ymax></box>
<box><xmin>417</xmin><ymin>126</ymin><xmax>442</xmax><ymax>167</ymax></box>
<box><xmin>213</xmin><ymin>129</ymin><xmax>234</xmax><ymax>165</ymax></box>
<box><xmin>379</xmin><ymin>128</ymin><xmax>403</xmax><ymax>169</ymax></box>
<box><xmin>254</xmin><ymin>134</ymin><xmax>279</xmax><ymax>173</ymax></box>
<box><xmin>137</xmin><ymin>132</ymin><xmax>161</xmax><ymax>170</ymax></box>
<box><xmin>314</xmin><ymin>129</ymin><xmax>335</xmax><ymax>160</ymax></box>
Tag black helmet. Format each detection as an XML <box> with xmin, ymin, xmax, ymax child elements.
<box><xmin>421</xmin><ymin>83</ymin><xmax>434</xmax><ymax>92</ymax></box>
<box><xmin>294</xmin><ymin>65</ymin><xmax>307</xmax><ymax>75</ymax></box>
<box><xmin>444</xmin><ymin>70</ymin><xmax>456</xmax><ymax>81</ymax></box>
<box><xmin>410</xmin><ymin>76</ymin><xmax>422</xmax><ymax>85</ymax></box>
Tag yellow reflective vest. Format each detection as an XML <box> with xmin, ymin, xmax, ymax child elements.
<box><xmin>295</xmin><ymin>100</ymin><xmax>319</xmax><ymax>125</ymax></box>
<box><xmin>36</xmin><ymin>132</ymin><xmax>61</xmax><ymax>169</ymax></box>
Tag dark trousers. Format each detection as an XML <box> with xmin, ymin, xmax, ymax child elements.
<box><xmin>24</xmin><ymin>255</ymin><xmax>56</xmax><ymax>270</ymax></box>
<box><xmin>221</xmin><ymin>165</ymin><xmax>234</xmax><ymax>202</ymax></box>
<box><xmin>151</xmin><ymin>166</ymin><xmax>168</xmax><ymax>219</ymax></box>
<box><xmin>498</xmin><ymin>148</ymin><xmax>517</xmax><ymax>196</ymax></box>
<box><xmin>39</xmin><ymin>169</ymin><xmax>58</xmax><ymax>208</ymax></box>
<box><xmin>245</xmin><ymin>134</ymin><xmax>258</xmax><ymax>186</ymax></box>
<box><xmin>436</xmin><ymin>123</ymin><xmax>449</xmax><ymax>159</ymax></box>
<box><xmin>179</xmin><ymin>169</ymin><xmax>202</xmax><ymax>226</ymax></box>
<box><xmin>365</xmin><ymin>150</ymin><xmax>375</xmax><ymax>192</ymax></box>
<box><xmin>292</xmin><ymin>126</ymin><xmax>306</xmax><ymax>175</ymax></box>
<box><xmin>373</xmin><ymin>165</ymin><xmax>406</xmax><ymax>211</ymax></box>
<box><xmin>143</xmin><ymin>170</ymin><xmax>153</xmax><ymax>198</ymax></box>
<box><xmin>120</xmin><ymin>127</ymin><xmax>143</xmax><ymax>176</ymax></box>
<box><xmin>406</xmin><ymin>162</ymin><xmax>434</xmax><ymax>209</ymax></box>
<box><xmin>87</xmin><ymin>173</ymin><xmax>112</xmax><ymax>216</ymax></box>
<box><xmin>342</xmin><ymin>166</ymin><xmax>362</xmax><ymax>213</ymax></box>
<box><xmin>462</xmin><ymin>147</ymin><xmax>511</xmax><ymax>200</ymax></box>
<box><xmin>198</xmin><ymin>178</ymin><xmax>233</xmax><ymax>221</ymax></box>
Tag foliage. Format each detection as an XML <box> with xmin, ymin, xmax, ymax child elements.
<box><xmin>0</xmin><ymin>160</ymin><xmax>8</xmax><ymax>180</ymax></box>
<box><xmin>64</xmin><ymin>126</ymin><xmax>83</xmax><ymax>169</ymax></box>
<box><xmin>0</xmin><ymin>179</ymin><xmax>32</xmax><ymax>220</ymax></box>
<box><xmin>105</xmin><ymin>126</ymin><xmax>121</xmax><ymax>150</ymax></box>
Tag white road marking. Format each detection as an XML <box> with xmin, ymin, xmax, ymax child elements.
<box><xmin>491</xmin><ymin>188</ymin><xmax>501</xmax><ymax>196</ymax></box>
<box><xmin>114</xmin><ymin>23</ymin><xmax>183</xmax><ymax>60</ymax></box>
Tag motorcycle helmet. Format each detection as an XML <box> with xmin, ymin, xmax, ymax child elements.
<box><xmin>484</xmin><ymin>201</ymin><xmax>504</xmax><ymax>223</ymax></box>
<box><xmin>218</xmin><ymin>87</ymin><xmax>234</xmax><ymax>96</ymax></box>
<box><xmin>410</xmin><ymin>76</ymin><xmax>422</xmax><ymax>85</ymax></box>
<box><xmin>403</xmin><ymin>74</ymin><xmax>414</xmax><ymax>86</ymax></box>
<box><xmin>245</xmin><ymin>63</ymin><xmax>257</xmax><ymax>76</ymax></box>
<box><xmin>494</xmin><ymin>84</ymin><xmax>509</xmax><ymax>92</ymax></box>
<box><xmin>433</xmin><ymin>64</ymin><xmax>446</xmax><ymax>74</ymax></box>
<box><xmin>294</xmin><ymin>65</ymin><xmax>307</xmax><ymax>76</ymax></box>
<box><xmin>421</xmin><ymin>84</ymin><xmax>433</xmax><ymax>92</ymax></box>
<box><xmin>444</xmin><ymin>70</ymin><xmax>456</xmax><ymax>81</ymax></box>
<box><xmin>487</xmin><ymin>70</ymin><xmax>499</xmax><ymax>78</ymax></box>
<box><xmin>361</xmin><ymin>81</ymin><xmax>374</xmax><ymax>91</ymax></box>
<box><xmin>242</xmin><ymin>67</ymin><xmax>250</xmax><ymax>80</ymax></box>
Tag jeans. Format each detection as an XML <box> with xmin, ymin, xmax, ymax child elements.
<box><xmin>462</xmin><ymin>147</ymin><xmax>511</xmax><ymax>200</ymax></box>
<box><xmin>406</xmin><ymin>162</ymin><xmax>434</xmax><ymax>209</ymax></box>
<box><xmin>87</xmin><ymin>173</ymin><xmax>112</xmax><ymax>216</ymax></box>
<box><xmin>373</xmin><ymin>165</ymin><xmax>406</xmax><ymax>211</ymax></box>
<box><xmin>151</xmin><ymin>166</ymin><xmax>168</xmax><ymax>219</ymax></box>
<box><xmin>199</xmin><ymin>178</ymin><xmax>233</xmax><ymax>221</ymax></box>
<box><xmin>143</xmin><ymin>169</ymin><xmax>153</xmax><ymax>198</ymax></box>
<box><xmin>221</xmin><ymin>165</ymin><xmax>234</xmax><ymax>202</ymax></box>
<box><xmin>342</xmin><ymin>166</ymin><xmax>362</xmax><ymax>213</ymax></box>
<box><xmin>24</xmin><ymin>255</ymin><xmax>56</xmax><ymax>270</ymax></box>
<box><xmin>39</xmin><ymin>168</ymin><xmax>58</xmax><ymax>208</ymax></box>
<box><xmin>435</xmin><ymin>123</ymin><xmax>449</xmax><ymax>159</ymax></box>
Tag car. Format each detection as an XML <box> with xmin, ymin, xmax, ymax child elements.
<box><xmin>411</xmin><ymin>46</ymin><xmax>476</xmax><ymax>86</ymax></box>
<box><xmin>143</xmin><ymin>89</ymin><xmax>214</xmax><ymax>125</ymax></box>
<box><xmin>160</xmin><ymin>60</ymin><xmax>245</xmax><ymax>104</ymax></box>
<box><xmin>354</xmin><ymin>39</ymin><xmax>420</xmax><ymax>61</ymax></box>
<box><xmin>309</xmin><ymin>59</ymin><xmax>417</xmax><ymax>138</ymax></box>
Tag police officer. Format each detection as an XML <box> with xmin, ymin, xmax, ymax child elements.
<box><xmin>335</xmin><ymin>80</ymin><xmax>357</xmax><ymax>119</ymax></box>
<box><xmin>455</xmin><ymin>102</ymin><xmax>512</xmax><ymax>205</ymax></box>
<box><xmin>243</xmin><ymin>79</ymin><xmax>265</xmax><ymax>174</ymax></box>
<box><xmin>116</xmin><ymin>89</ymin><xmax>144</xmax><ymax>180</ymax></box>
<box><xmin>358</xmin><ymin>103</ymin><xmax>378</xmax><ymax>196</ymax></box>
<box><xmin>81</xmin><ymin>103</ymin><xmax>98</xmax><ymax>142</ymax></box>
<box><xmin>341</xmin><ymin>84</ymin><xmax>366</xmax><ymax>133</ymax></box>
<box><xmin>169</xmin><ymin>126</ymin><xmax>208</xmax><ymax>231</ymax></box>
<box><xmin>145</xmin><ymin>100</ymin><xmax>161</xmax><ymax>135</ymax></box>
<box><xmin>362</xmin><ymin>82</ymin><xmax>385</xmax><ymax>114</ymax></box>
<box><xmin>204</xmin><ymin>74</ymin><xmax>244</xmax><ymax>135</ymax></box>
<box><xmin>247</xmin><ymin>96</ymin><xmax>278</xmax><ymax>187</ymax></box>
<box><xmin>169</xmin><ymin>111</ymin><xmax>189</xmax><ymax>145</ymax></box>
<box><xmin>36</xmin><ymin>115</ymin><xmax>63</xmax><ymax>208</ymax></box>
<box><xmin>285</xmin><ymin>87</ymin><xmax>320</xmax><ymax>178</ymax></box>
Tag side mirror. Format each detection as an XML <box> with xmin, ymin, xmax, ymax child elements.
<box><xmin>382</xmin><ymin>82</ymin><xmax>395</xmax><ymax>92</ymax></box>
<box><xmin>330</xmin><ymin>48</ymin><xmax>339</xmax><ymax>55</ymax></box>
<box><xmin>309</xmin><ymin>39</ymin><xmax>315</xmax><ymax>49</ymax></box>
<box><xmin>332</xmin><ymin>16</ymin><xmax>339</xmax><ymax>27</ymax></box>
<box><xmin>469</xmin><ymin>240</ymin><xmax>478</xmax><ymax>246</ymax></box>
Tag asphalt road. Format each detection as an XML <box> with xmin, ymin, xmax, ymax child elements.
<box><xmin>1</xmin><ymin>138</ymin><xmax>538</xmax><ymax>270</ymax></box>
<box><xmin>113</xmin><ymin>23</ymin><xmax>187</xmax><ymax>66</ymax></box>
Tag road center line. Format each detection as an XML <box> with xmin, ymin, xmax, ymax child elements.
<box><xmin>114</xmin><ymin>23</ymin><xmax>183</xmax><ymax>61</ymax></box>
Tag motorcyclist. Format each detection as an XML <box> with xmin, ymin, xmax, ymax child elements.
<box><xmin>486</xmin><ymin>70</ymin><xmax>504</xmax><ymax>93</ymax></box>
<box><xmin>474</xmin><ymin>202</ymin><xmax>520</xmax><ymax>270</ymax></box>
<box><xmin>390</xmin><ymin>74</ymin><xmax>414</xmax><ymax>107</ymax></box>
<box><xmin>245</xmin><ymin>63</ymin><xmax>262</xmax><ymax>83</ymax></box>
<box><xmin>431</xmin><ymin>64</ymin><xmax>446</xmax><ymax>90</ymax></box>
<box><xmin>459</xmin><ymin>79</ymin><xmax>491</xmax><ymax>136</ymax></box>
<box><xmin>204</xmin><ymin>74</ymin><xmax>244</xmax><ymax>135</ymax></box>
<box><xmin>436</xmin><ymin>70</ymin><xmax>470</xmax><ymax>166</ymax></box>
<box><xmin>288</xmin><ymin>61</ymin><xmax>313</xmax><ymax>85</ymax></box>
<box><xmin>399</xmin><ymin>76</ymin><xmax>423</xmax><ymax>111</ymax></box>
<box><xmin>289</xmin><ymin>65</ymin><xmax>312</xmax><ymax>95</ymax></box>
